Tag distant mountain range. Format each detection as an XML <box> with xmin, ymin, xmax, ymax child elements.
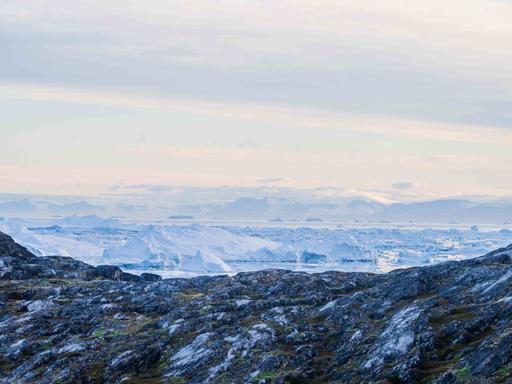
<box><xmin>373</xmin><ymin>199</ymin><xmax>512</xmax><ymax>224</ymax></box>
<box><xmin>0</xmin><ymin>195</ymin><xmax>511</xmax><ymax>224</ymax></box>
<box><xmin>174</xmin><ymin>197</ymin><xmax>512</xmax><ymax>224</ymax></box>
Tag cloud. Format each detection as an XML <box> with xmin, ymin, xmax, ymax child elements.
<box><xmin>392</xmin><ymin>182</ymin><xmax>417</xmax><ymax>190</ymax></box>
<box><xmin>108</xmin><ymin>184</ymin><xmax>122</xmax><ymax>192</ymax></box>
<box><xmin>124</xmin><ymin>184</ymin><xmax>175</xmax><ymax>194</ymax></box>
<box><xmin>2</xmin><ymin>83</ymin><xmax>512</xmax><ymax>146</ymax></box>
<box><xmin>1</xmin><ymin>0</ymin><xmax>512</xmax><ymax>126</ymax></box>
<box><xmin>255</xmin><ymin>177</ymin><xmax>290</xmax><ymax>184</ymax></box>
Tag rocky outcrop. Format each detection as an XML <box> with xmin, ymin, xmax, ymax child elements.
<box><xmin>0</xmin><ymin>231</ymin><xmax>512</xmax><ymax>383</ymax></box>
<box><xmin>0</xmin><ymin>231</ymin><xmax>34</xmax><ymax>259</ymax></box>
<box><xmin>0</xmin><ymin>232</ymin><xmax>161</xmax><ymax>283</ymax></box>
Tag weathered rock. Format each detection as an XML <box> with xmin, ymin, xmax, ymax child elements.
<box><xmin>0</xmin><ymin>232</ymin><xmax>34</xmax><ymax>259</ymax></box>
<box><xmin>0</xmin><ymin>231</ymin><xmax>512</xmax><ymax>383</ymax></box>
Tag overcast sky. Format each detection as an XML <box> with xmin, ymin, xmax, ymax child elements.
<box><xmin>1</xmin><ymin>0</ymin><xmax>512</xmax><ymax>200</ymax></box>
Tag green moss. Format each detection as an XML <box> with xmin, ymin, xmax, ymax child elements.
<box><xmin>455</xmin><ymin>367</ymin><xmax>470</xmax><ymax>381</ymax></box>
<box><xmin>123</xmin><ymin>369</ymin><xmax>165</xmax><ymax>384</ymax></box>
<box><xmin>240</xmin><ymin>317</ymin><xmax>261</xmax><ymax>327</ymax></box>
<box><xmin>414</xmin><ymin>352</ymin><xmax>464</xmax><ymax>384</ymax></box>
<box><xmin>215</xmin><ymin>372</ymin><xmax>232</xmax><ymax>383</ymax></box>
<box><xmin>40</xmin><ymin>342</ymin><xmax>54</xmax><ymax>351</ymax></box>
<box><xmin>53</xmin><ymin>298</ymin><xmax>71</xmax><ymax>305</ymax></box>
<box><xmin>166</xmin><ymin>377</ymin><xmax>187</xmax><ymax>384</ymax></box>
<box><xmin>89</xmin><ymin>361</ymin><xmax>106</xmax><ymax>380</ymax></box>
<box><xmin>127</xmin><ymin>316</ymin><xmax>157</xmax><ymax>333</ymax></box>
<box><xmin>252</xmin><ymin>370</ymin><xmax>279</xmax><ymax>382</ymax></box>
<box><xmin>496</xmin><ymin>367</ymin><xmax>512</xmax><ymax>377</ymax></box>
<box><xmin>158</xmin><ymin>360</ymin><xmax>167</xmax><ymax>370</ymax></box>
<box><xmin>429</xmin><ymin>308</ymin><xmax>477</xmax><ymax>328</ymax></box>
<box><xmin>308</xmin><ymin>313</ymin><xmax>328</xmax><ymax>324</ymax></box>
<box><xmin>92</xmin><ymin>329</ymin><xmax>106</xmax><ymax>337</ymax></box>
<box><xmin>180</xmin><ymin>289</ymin><xmax>205</xmax><ymax>298</ymax></box>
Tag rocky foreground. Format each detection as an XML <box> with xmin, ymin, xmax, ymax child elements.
<box><xmin>1</xmin><ymin>232</ymin><xmax>512</xmax><ymax>383</ymax></box>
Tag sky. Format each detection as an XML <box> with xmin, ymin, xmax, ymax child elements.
<box><xmin>1</xmin><ymin>0</ymin><xmax>512</xmax><ymax>201</ymax></box>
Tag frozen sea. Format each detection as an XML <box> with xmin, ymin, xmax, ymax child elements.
<box><xmin>1</xmin><ymin>216</ymin><xmax>511</xmax><ymax>278</ymax></box>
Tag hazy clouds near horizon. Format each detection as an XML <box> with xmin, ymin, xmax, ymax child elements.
<box><xmin>1</xmin><ymin>0</ymin><xmax>512</xmax><ymax>198</ymax></box>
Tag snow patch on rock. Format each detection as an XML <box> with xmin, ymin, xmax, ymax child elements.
<box><xmin>483</xmin><ymin>270</ymin><xmax>512</xmax><ymax>294</ymax></box>
<box><xmin>319</xmin><ymin>299</ymin><xmax>338</xmax><ymax>312</ymax></box>
<box><xmin>364</xmin><ymin>305</ymin><xmax>421</xmax><ymax>369</ymax></box>
<box><xmin>168</xmin><ymin>332</ymin><xmax>215</xmax><ymax>376</ymax></box>
<box><xmin>27</xmin><ymin>300</ymin><xmax>54</xmax><ymax>313</ymax></box>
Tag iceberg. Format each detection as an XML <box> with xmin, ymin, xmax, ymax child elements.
<box><xmin>54</xmin><ymin>215</ymin><xmax>121</xmax><ymax>228</ymax></box>
<box><xmin>103</xmin><ymin>235</ymin><xmax>180</xmax><ymax>268</ymax></box>
<box><xmin>101</xmin><ymin>224</ymin><xmax>278</xmax><ymax>270</ymax></box>
<box><xmin>0</xmin><ymin>217</ymin><xmax>103</xmax><ymax>260</ymax></box>
<box><xmin>2</xmin><ymin>216</ymin><xmax>510</xmax><ymax>276</ymax></box>
<box><xmin>227</xmin><ymin>227</ymin><xmax>375</xmax><ymax>263</ymax></box>
<box><xmin>0</xmin><ymin>217</ymin><xmax>48</xmax><ymax>255</ymax></box>
<box><xmin>179</xmin><ymin>251</ymin><xmax>231</xmax><ymax>273</ymax></box>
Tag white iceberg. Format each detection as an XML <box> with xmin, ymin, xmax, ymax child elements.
<box><xmin>53</xmin><ymin>215</ymin><xmax>121</xmax><ymax>228</ymax></box>
<box><xmin>102</xmin><ymin>235</ymin><xmax>180</xmax><ymax>268</ymax></box>
<box><xmin>228</xmin><ymin>227</ymin><xmax>375</xmax><ymax>263</ymax></box>
<box><xmin>0</xmin><ymin>217</ymin><xmax>103</xmax><ymax>261</ymax></box>
<box><xmin>0</xmin><ymin>217</ymin><xmax>48</xmax><ymax>255</ymax></box>
<box><xmin>179</xmin><ymin>250</ymin><xmax>231</xmax><ymax>273</ymax></box>
<box><xmin>101</xmin><ymin>224</ymin><xmax>278</xmax><ymax>270</ymax></box>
